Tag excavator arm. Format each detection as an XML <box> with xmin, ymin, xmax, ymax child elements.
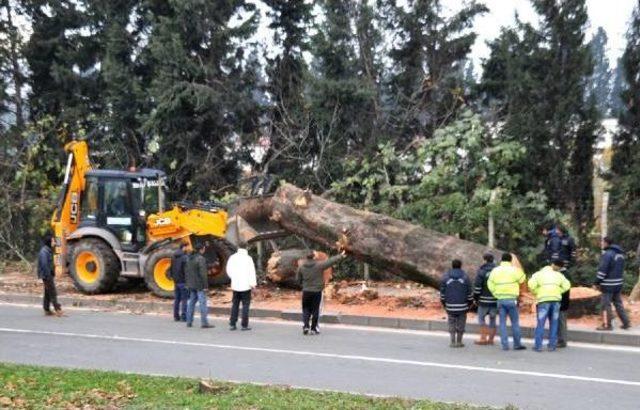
<box><xmin>50</xmin><ymin>140</ymin><xmax>92</xmax><ymax>275</ymax></box>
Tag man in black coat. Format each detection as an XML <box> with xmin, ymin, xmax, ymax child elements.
<box><xmin>440</xmin><ymin>259</ymin><xmax>474</xmax><ymax>348</ymax></box>
<box><xmin>473</xmin><ymin>253</ymin><xmax>497</xmax><ymax>345</ymax></box>
<box><xmin>170</xmin><ymin>243</ymin><xmax>189</xmax><ymax>322</ymax></box>
<box><xmin>37</xmin><ymin>232</ymin><xmax>62</xmax><ymax>316</ymax></box>
<box><xmin>595</xmin><ymin>237</ymin><xmax>631</xmax><ymax>330</ymax></box>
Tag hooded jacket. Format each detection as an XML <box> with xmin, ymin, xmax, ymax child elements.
<box><xmin>226</xmin><ymin>249</ymin><xmax>257</xmax><ymax>292</ymax></box>
<box><xmin>473</xmin><ymin>262</ymin><xmax>497</xmax><ymax>307</ymax></box>
<box><xmin>185</xmin><ymin>252</ymin><xmax>208</xmax><ymax>291</ymax></box>
<box><xmin>545</xmin><ymin>229</ymin><xmax>562</xmax><ymax>263</ymax></box>
<box><xmin>596</xmin><ymin>245</ymin><xmax>625</xmax><ymax>293</ymax></box>
<box><xmin>440</xmin><ymin>268</ymin><xmax>473</xmax><ymax>313</ymax></box>
<box><xmin>37</xmin><ymin>244</ymin><xmax>54</xmax><ymax>280</ymax></box>
<box><xmin>170</xmin><ymin>248</ymin><xmax>188</xmax><ymax>284</ymax></box>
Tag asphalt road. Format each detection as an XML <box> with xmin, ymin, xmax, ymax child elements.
<box><xmin>1</xmin><ymin>303</ymin><xmax>639</xmax><ymax>409</ymax></box>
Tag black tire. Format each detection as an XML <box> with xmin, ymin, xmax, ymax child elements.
<box><xmin>144</xmin><ymin>247</ymin><xmax>176</xmax><ymax>298</ymax></box>
<box><xmin>69</xmin><ymin>238</ymin><xmax>120</xmax><ymax>294</ymax></box>
<box><xmin>205</xmin><ymin>238</ymin><xmax>237</xmax><ymax>286</ymax></box>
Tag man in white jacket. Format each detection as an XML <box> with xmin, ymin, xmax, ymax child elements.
<box><xmin>226</xmin><ymin>245</ymin><xmax>257</xmax><ymax>331</ymax></box>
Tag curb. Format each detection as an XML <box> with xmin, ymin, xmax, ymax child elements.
<box><xmin>1</xmin><ymin>293</ymin><xmax>638</xmax><ymax>347</ymax></box>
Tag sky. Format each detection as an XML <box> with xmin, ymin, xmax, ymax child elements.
<box><xmin>463</xmin><ymin>0</ymin><xmax>637</xmax><ymax>67</ymax></box>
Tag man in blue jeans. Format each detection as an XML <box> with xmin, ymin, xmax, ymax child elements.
<box><xmin>170</xmin><ymin>243</ymin><xmax>189</xmax><ymax>321</ymax></box>
<box><xmin>528</xmin><ymin>259</ymin><xmax>571</xmax><ymax>351</ymax></box>
<box><xmin>185</xmin><ymin>243</ymin><xmax>213</xmax><ymax>329</ymax></box>
<box><xmin>488</xmin><ymin>253</ymin><xmax>527</xmax><ymax>351</ymax></box>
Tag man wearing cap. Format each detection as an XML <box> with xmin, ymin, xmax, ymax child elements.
<box><xmin>296</xmin><ymin>250</ymin><xmax>346</xmax><ymax>335</ymax></box>
<box><xmin>528</xmin><ymin>258</ymin><xmax>571</xmax><ymax>352</ymax></box>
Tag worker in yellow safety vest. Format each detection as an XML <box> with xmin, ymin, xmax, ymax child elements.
<box><xmin>487</xmin><ymin>253</ymin><xmax>527</xmax><ymax>351</ymax></box>
<box><xmin>528</xmin><ymin>258</ymin><xmax>571</xmax><ymax>352</ymax></box>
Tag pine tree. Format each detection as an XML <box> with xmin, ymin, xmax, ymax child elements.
<box><xmin>587</xmin><ymin>27</ymin><xmax>612</xmax><ymax>117</ymax></box>
<box><xmin>144</xmin><ymin>0</ymin><xmax>260</xmax><ymax>198</ymax></box>
<box><xmin>610</xmin><ymin>59</ymin><xmax>626</xmax><ymax>117</ymax></box>
<box><xmin>380</xmin><ymin>0</ymin><xmax>488</xmax><ymax>141</ymax></box>
<box><xmin>260</xmin><ymin>0</ymin><xmax>313</xmax><ymax>183</ymax></box>
<box><xmin>610</xmin><ymin>2</ymin><xmax>640</xmax><ymax>249</ymax></box>
<box><xmin>480</xmin><ymin>0</ymin><xmax>597</xmax><ymax>233</ymax></box>
<box><xmin>23</xmin><ymin>0</ymin><xmax>102</xmax><ymax>130</ymax></box>
<box><xmin>307</xmin><ymin>0</ymin><xmax>382</xmax><ymax>188</ymax></box>
<box><xmin>0</xmin><ymin>0</ymin><xmax>26</xmax><ymax>130</ymax></box>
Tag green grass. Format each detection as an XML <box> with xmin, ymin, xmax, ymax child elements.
<box><xmin>0</xmin><ymin>362</ymin><xmax>495</xmax><ymax>409</ymax></box>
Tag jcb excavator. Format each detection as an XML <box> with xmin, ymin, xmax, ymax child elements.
<box><xmin>51</xmin><ymin>140</ymin><xmax>239</xmax><ymax>297</ymax></box>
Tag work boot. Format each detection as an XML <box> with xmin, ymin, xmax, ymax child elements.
<box><xmin>621</xmin><ymin>322</ymin><xmax>632</xmax><ymax>330</ymax></box>
<box><xmin>487</xmin><ymin>328</ymin><xmax>496</xmax><ymax>345</ymax></box>
<box><xmin>596</xmin><ymin>325</ymin><xmax>613</xmax><ymax>331</ymax></box>
<box><xmin>474</xmin><ymin>326</ymin><xmax>488</xmax><ymax>345</ymax></box>
<box><xmin>449</xmin><ymin>332</ymin><xmax>456</xmax><ymax>348</ymax></box>
<box><xmin>456</xmin><ymin>332</ymin><xmax>465</xmax><ymax>348</ymax></box>
<box><xmin>303</xmin><ymin>327</ymin><xmax>309</xmax><ymax>335</ymax></box>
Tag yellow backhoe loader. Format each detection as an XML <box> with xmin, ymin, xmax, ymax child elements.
<box><xmin>51</xmin><ymin>140</ymin><xmax>238</xmax><ymax>297</ymax></box>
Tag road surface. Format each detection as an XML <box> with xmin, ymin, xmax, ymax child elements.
<box><xmin>1</xmin><ymin>303</ymin><xmax>639</xmax><ymax>409</ymax></box>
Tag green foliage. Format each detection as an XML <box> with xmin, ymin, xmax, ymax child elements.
<box><xmin>332</xmin><ymin>111</ymin><xmax>560</xmax><ymax>268</ymax></box>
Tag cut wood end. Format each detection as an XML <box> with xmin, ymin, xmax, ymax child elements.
<box><xmin>293</xmin><ymin>193</ymin><xmax>309</xmax><ymax>208</ymax></box>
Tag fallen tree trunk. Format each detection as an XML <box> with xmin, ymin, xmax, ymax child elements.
<box><xmin>266</xmin><ymin>249</ymin><xmax>332</xmax><ymax>289</ymax></box>
<box><xmin>268</xmin><ymin>184</ymin><xmax>502</xmax><ymax>288</ymax></box>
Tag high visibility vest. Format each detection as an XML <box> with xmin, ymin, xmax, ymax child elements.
<box><xmin>487</xmin><ymin>262</ymin><xmax>526</xmax><ymax>300</ymax></box>
<box><xmin>527</xmin><ymin>266</ymin><xmax>571</xmax><ymax>303</ymax></box>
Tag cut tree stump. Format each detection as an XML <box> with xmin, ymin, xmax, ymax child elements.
<box><xmin>567</xmin><ymin>287</ymin><xmax>601</xmax><ymax>318</ymax></box>
<box><xmin>268</xmin><ymin>183</ymin><xmax>502</xmax><ymax>287</ymax></box>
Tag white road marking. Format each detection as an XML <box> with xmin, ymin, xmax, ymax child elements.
<box><xmin>1</xmin><ymin>326</ymin><xmax>640</xmax><ymax>388</ymax></box>
<box><xmin>1</xmin><ymin>301</ymin><xmax>640</xmax><ymax>353</ymax></box>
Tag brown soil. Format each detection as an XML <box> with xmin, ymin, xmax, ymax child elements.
<box><xmin>2</xmin><ymin>262</ymin><xmax>639</xmax><ymax>330</ymax></box>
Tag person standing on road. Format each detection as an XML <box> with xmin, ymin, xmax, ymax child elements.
<box><xmin>440</xmin><ymin>259</ymin><xmax>474</xmax><ymax>348</ymax></box>
<box><xmin>488</xmin><ymin>253</ymin><xmax>527</xmax><ymax>351</ymax></box>
<box><xmin>555</xmin><ymin>226</ymin><xmax>575</xmax><ymax>348</ymax></box>
<box><xmin>170</xmin><ymin>243</ymin><xmax>189</xmax><ymax>322</ymax></box>
<box><xmin>37</xmin><ymin>232</ymin><xmax>63</xmax><ymax>317</ymax></box>
<box><xmin>528</xmin><ymin>258</ymin><xmax>571</xmax><ymax>352</ymax></box>
<box><xmin>595</xmin><ymin>237</ymin><xmax>631</xmax><ymax>331</ymax></box>
<box><xmin>473</xmin><ymin>253</ymin><xmax>497</xmax><ymax>345</ymax></box>
<box><xmin>185</xmin><ymin>244</ymin><xmax>212</xmax><ymax>329</ymax></box>
<box><xmin>226</xmin><ymin>244</ymin><xmax>257</xmax><ymax>331</ymax></box>
<box><xmin>296</xmin><ymin>250</ymin><xmax>346</xmax><ymax>335</ymax></box>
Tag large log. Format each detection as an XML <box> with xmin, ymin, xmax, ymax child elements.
<box><xmin>268</xmin><ymin>183</ymin><xmax>502</xmax><ymax>288</ymax></box>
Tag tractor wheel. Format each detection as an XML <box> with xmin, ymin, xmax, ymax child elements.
<box><xmin>69</xmin><ymin>238</ymin><xmax>120</xmax><ymax>294</ymax></box>
<box><xmin>144</xmin><ymin>247</ymin><xmax>176</xmax><ymax>298</ymax></box>
<box><xmin>206</xmin><ymin>238</ymin><xmax>237</xmax><ymax>286</ymax></box>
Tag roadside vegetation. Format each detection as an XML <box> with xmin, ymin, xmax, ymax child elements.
<box><xmin>0</xmin><ymin>363</ymin><xmax>503</xmax><ymax>409</ymax></box>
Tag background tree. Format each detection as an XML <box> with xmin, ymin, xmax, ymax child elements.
<box><xmin>587</xmin><ymin>27</ymin><xmax>612</xmax><ymax>117</ymax></box>
<box><xmin>379</xmin><ymin>0</ymin><xmax>488</xmax><ymax>142</ymax></box>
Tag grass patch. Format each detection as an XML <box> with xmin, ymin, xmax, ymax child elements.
<box><xmin>0</xmin><ymin>362</ymin><xmax>497</xmax><ymax>409</ymax></box>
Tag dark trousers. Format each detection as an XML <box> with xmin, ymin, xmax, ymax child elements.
<box><xmin>601</xmin><ymin>291</ymin><xmax>630</xmax><ymax>327</ymax></box>
<box><xmin>173</xmin><ymin>283</ymin><xmax>188</xmax><ymax>321</ymax></box>
<box><xmin>447</xmin><ymin>312</ymin><xmax>467</xmax><ymax>333</ymax></box>
<box><xmin>230</xmin><ymin>290</ymin><xmax>252</xmax><ymax>328</ymax></box>
<box><xmin>42</xmin><ymin>277</ymin><xmax>61</xmax><ymax>312</ymax></box>
<box><xmin>302</xmin><ymin>291</ymin><xmax>322</xmax><ymax>330</ymax></box>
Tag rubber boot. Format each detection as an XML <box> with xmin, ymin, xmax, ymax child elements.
<box><xmin>449</xmin><ymin>332</ymin><xmax>456</xmax><ymax>348</ymax></box>
<box><xmin>487</xmin><ymin>327</ymin><xmax>496</xmax><ymax>345</ymax></box>
<box><xmin>474</xmin><ymin>326</ymin><xmax>488</xmax><ymax>345</ymax></box>
<box><xmin>456</xmin><ymin>331</ymin><xmax>464</xmax><ymax>348</ymax></box>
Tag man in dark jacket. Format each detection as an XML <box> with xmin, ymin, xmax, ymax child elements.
<box><xmin>37</xmin><ymin>232</ymin><xmax>62</xmax><ymax>316</ymax></box>
<box><xmin>543</xmin><ymin>226</ymin><xmax>562</xmax><ymax>263</ymax></box>
<box><xmin>556</xmin><ymin>226</ymin><xmax>576</xmax><ymax>348</ymax></box>
<box><xmin>595</xmin><ymin>237</ymin><xmax>631</xmax><ymax>330</ymax></box>
<box><xmin>185</xmin><ymin>244</ymin><xmax>212</xmax><ymax>328</ymax></box>
<box><xmin>296</xmin><ymin>250</ymin><xmax>346</xmax><ymax>335</ymax></box>
<box><xmin>473</xmin><ymin>253</ymin><xmax>497</xmax><ymax>345</ymax></box>
<box><xmin>170</xmin><ymin>243</ymin><xmax>189</xmax><ymax>322</ymax></box>
<box><xmin>441</xmin><ymin>259</ymin><xmax>473</xmax><ymax>348</ymax></box>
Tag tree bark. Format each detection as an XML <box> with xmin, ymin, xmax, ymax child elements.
<box><xmin>264</xmin><ymin>183</ymin><xmax>502</xmax><ymax>287</ymax></box>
